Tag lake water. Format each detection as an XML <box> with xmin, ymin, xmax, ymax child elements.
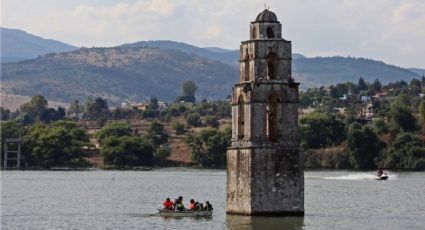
<box><xmin>1</xmin><ymin>169</ymin><xmax>424</xmax><ymax>230</ymax></box>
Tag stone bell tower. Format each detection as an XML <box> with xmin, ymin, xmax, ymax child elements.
<box><xmin>226</xmin><ymin>9</ymin><xmax>304</xmax><ymax>215</ymax></box>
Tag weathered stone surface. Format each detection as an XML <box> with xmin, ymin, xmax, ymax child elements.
<box><xmin>226</xmin><ymin>9</ymin><xmax>304</xmax><ymax>216</ymax></box>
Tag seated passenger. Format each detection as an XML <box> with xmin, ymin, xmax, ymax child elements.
<box><xmin>188</xmin><ymin>199</ymin><xmax>196</xmax><ymax>210</ymax></box>
<box><xmin>175</xmin><ymin>196</ymin><xmax>185</xmax><ymax>211</ymax></box>
<box><xmin>377</xmin><ymin>168</ymin><xmax>383</xmax><ymax>177</ymax></box>
<box><xmin>204</xmin><ymin>201</ymin><xmax>213</xmax><ymax>211</ymax></box>
<box><xmin>195</xmin><ymin>202</ymin><xmax>201</xmax><ymax>211</ymax></box>
<box><xmin>163</xmin><ymin>198</ymin><xmax>174</xmax><ymax>210</ymax></box>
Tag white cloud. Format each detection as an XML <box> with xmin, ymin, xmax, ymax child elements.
<box><xmin>1</xmin><ymin>0</ymin><xmax>424</xmax><ymax>68</ymax></box>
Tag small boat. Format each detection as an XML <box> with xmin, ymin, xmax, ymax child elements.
<box><xmin>157</xmin><ymin>209</ymin><xmax>213</xmax><ymax>217</ymax></box>
<box><xmin>376</xmin><ymin>173</ymin><xmax>389</xmax><ymax>180</ymax></box>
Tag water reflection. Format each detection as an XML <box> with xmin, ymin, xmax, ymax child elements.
<box><xmin>226</xmin><ymin>215</ymin><xmax>304</xmax><ymax>230</ymax></box>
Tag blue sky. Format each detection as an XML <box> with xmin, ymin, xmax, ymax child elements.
<box><xmin>2</xmin><ymin>0</ymin><xmax>425</xmax><ymax>68</ymax></box>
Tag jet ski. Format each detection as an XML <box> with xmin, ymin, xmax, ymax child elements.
<box><xmin>376</xmin><ymin>171</ymin><xmax>388</xmax><ymax>180</ymax></box>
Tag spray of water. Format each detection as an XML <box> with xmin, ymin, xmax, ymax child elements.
<box><xmin>306</xmin><ymin>172</ymin><xmax>397</xmax><ymax>180</ymax></box>
<box><xmin>323</xmin><ymin>173</ymin><xmax>397</xmax><ymax>180</ymax></box>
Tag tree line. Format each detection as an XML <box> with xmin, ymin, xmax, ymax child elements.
<box><xmin>1</xmin><ymin>78</ymin><xmax>424</xmax><ymax>170</ymax></box>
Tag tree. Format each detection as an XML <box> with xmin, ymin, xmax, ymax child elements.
<box><xmin>176</xmin><ymin>80</ymin><xmax>197</xmax><ymax>103</ymax></box>
<box><xmin>96</xmin><ymin>122</ymin><xmax>132</xmax><ymax>145</ymax></box>
<box><xmin>68</xmin><ymin>100</ymin><xmax>84</xmax><ymax>117</ymax></box>
<box><xmin>0</xmin><ymin>107</ymin><xmax>11</xmax><ymax>121</ymax></box>
<box><xmin>182</xmin><ymin>80</ymin><xmax>197</xmax><ymax>97</ymax></box>
<box><xmin>204</xmin><ymin>115</ymin><xmax>219</xmax><ymax>128</ymax></box>
<box><xmin>20</xmin><ymin>95</ymin><xmax>48</xmax><ymax>116</ymax></box>
<box><xmin>347</xmin><ymin>125</ymin><xmax>385</xmax><ymax>169</ymax></box>
<box><xmin>371</xmin><ymin>79</ymin><xmax>382</xmax><ymax>92</ymax></box>
<box><xmin>102</xmin><ymin>136</ymin><xmax>153</xmax><ymax>167</ymax></box>
<box><xmin>149</xmin><ymin>96</ymin><xmax>159</xmax><ymax>111</ymax></box>
<box><xmin>24</xmin><ymin>121</ymin><xmax>93</xmax><ymax>168</ymax></box>
<box><xmin>18</xmin><ymin>95</ymin><xmax>65</xmax><ymax>124</ymax></box>
<box><xmin>85</xmin><ymin>97</ymin><xmax>109</xmax><ymax>126</ymax></box>
<box><xmin>154</xmin><ymin>147</ymin><xmax>171</xmax><ymax>166</ymax></box>
<box><xmin>299</xmin><ymin>112</ymin><xmax>346</xmax><ymax>149</ymax></box>
<box><xmin>390</xmin><ymin>94</ymin><xmax>417</xmax><ymax>132</ymax></box>
<box><xmin>382</xmin><ymin>133</ymin><xmax>425</xmax><ymax>170</ymax></box>
<box><xmin>185</xmin><ymin>112</ymin><xmax>202</xmax><ymax>127</ymax></box>
<box><xmin>419</xmin><ymin>99</ymin><xmax>425</xmax><ymax>132</ymax></box>
<box><xmin>358</xmin><ymin>77</ymin><xmax>368</xmax><ymax>91</ymax></box>
<box><xmin>19</xmin><ymin>95</ymin><xmax>48</xmax><ymax>123</ymax></box>
<box><xmin>329</xmin><ymin>83</ymin><xmax>348</xmax><ymax>98</ymax></box>
<box><xmin>40</xmin><ymin>107</ymin><xmax>65</xmax><ymax>122</ymax></box>
<box><xmin>171</xmin><ymin>121</ymin><xmax>186</xmax><ymax>135</ymax></box>
<box><xmin>146</xmin><ymin>121</ymin><xmax>169</xmax><ymax>147</ymax></box>
<box><xmin>186</xmin><ymin>127</ymin><xmax>231</xmax><ymax>167</ymax></box>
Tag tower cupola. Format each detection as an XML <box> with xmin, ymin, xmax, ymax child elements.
<box><xmin>250</xmin><ymin>9</ymin><xmax>282</xmax><ymax>40</ymax></box>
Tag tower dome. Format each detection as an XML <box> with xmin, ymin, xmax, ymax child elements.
<box><xmin>255</xmin><ymin>9</ymin><xmax>278</xmax><ymax>22</ymax></box>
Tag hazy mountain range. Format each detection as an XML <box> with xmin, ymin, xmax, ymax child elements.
<box><xmin>1</xmin><ymin>28</ymin><xmax>424</xmax><ymax>107</ymax></box>
<box><xmin>1</xmin><ymin>27</ymin><xmax>78</xmax><ymax>63</ymax></box>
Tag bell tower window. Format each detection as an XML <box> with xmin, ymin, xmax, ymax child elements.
<box><xmin>244</xmin><ymin>51</ymin><xmax>250</xmax><ymax>81</ymax></box>
<box><xmin>266</xmin><ymin>27</ymin><xmax>274</xmax><ymax>38</ymax></box>
<box><xmin>266</xmin><ymin>94</ymin><xmax>280</xmax><ymax>142</ymax></box>
<box><xmin>267</xmin><ymin>52</ymin><xmax>278</xmax><ymax>80</ymax></box>
<box><xmin>238</xmin><ymin>95</ymin><xmax>245</xmax><ymax>139</ymax></box>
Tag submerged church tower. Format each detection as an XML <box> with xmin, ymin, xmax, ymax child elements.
<box><xmin>226</xmin><ymin>9</ymin><xmax>304</xmax><ymax>215</ymax></box>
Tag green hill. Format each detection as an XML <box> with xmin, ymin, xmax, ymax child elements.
<box><xmin>1</xmin><ymin>47</ymin><xmax>238</xmax><ymax>105</ymax></box>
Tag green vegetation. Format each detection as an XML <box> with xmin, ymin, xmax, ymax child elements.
<box><xmin>102</xmin><ymin>136</ymin><xmax>153</xmax><ymax>167</ymax></box>
<box><xmin>23</xmin><ymin>121</ymin><xmax>92</xmax><ymax>168</ymax></box>
<box><xmin>302</xmin><ymin>77</ymin><xmax>425</xmax><ymax>170</ymax></box>
<box><xmin>381</xmin><ymin>133</ymin><xmax>425</xmax><ymax>170</ymax></box>
<box><xmin>18</xmin><ymin>95</ymin><xmax>65</xmax><ymax>125</ymax></box>
<box><xmin>299</xmin><ymin>112</ymin><xmax>345</xmax><ymax>149</ymax></box>
<box><xmin>97</xmin><ymin>122</ymin><xmax>153</xmax><ymax>167</ymax></box>
<box><xmin>176</xmin><ymin>80</ymin><xmax>198</xmax><ymax>103</ymax></box>
<box><xmin>96</xmin><ymin>122</ymin><xmax>132</xmax><ymax>145</ymax></box>
<box><xmin>186</xmin><ymin>128</ymin><xmax>231</xmax><ymax>167</ymax></box>
<box><xmin>85</xmin><ymin>97</ymin><xmax>109</xmax><ymax>127</ymax></box>
<box><xmin>2</xmin><ymin>76</ymin><xmax>424</xmax><ymax>170</ymax></box>
<box><xmin>347</xmin><ymin>124</ymin><xmax>386</xmax><ymax>169</ymax></box>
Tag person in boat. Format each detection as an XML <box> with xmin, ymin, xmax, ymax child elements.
<box><xmin>188</xmin><ymin>199</ymin><xmax>196</xmax><ymax>210</ymax></box>
<box><xmin>204</xmin><ymin>201</ymin><xmax>213</xmax><ymax>211</ymax></box>
<box><xmin>163</xmin><ymin>198</ymin><xmax>174</xmax><ymax>210</ymax></box>
<box><xmin>195</xmin><ymin>202</ymin><xmax>202</xmax><ymax>211</ymax></box>
<box><xmin>198</xmin><ymin>202</ymin><xmax>204</xmax><ymax>211</ymax></box>
<box><xmin>377</xmin><ymin>168</ymin><xmax>384</xmax><ymax>177</ymax></box>
<box><xmin>175</xmin><ymin>196</ymin><xmax>185</xmax><ymax>211</ymax></box>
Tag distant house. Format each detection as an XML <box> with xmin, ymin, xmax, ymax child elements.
<box><xmin>133</xmin><ymin>102</ymin><xmax>150</xmax><ymax>111</ymax></box>
<box><xmin>158</xmin><ymin>101</ymin><xmax>168</xmax><ymax>111</ymax></box>
<box><xmin>361</xmin><ymin>96</ymin><xmax>371</xmax><ymax>102</ymax></box>
<box><xmin>419</xmin><ymin>93</ymin><xmax>425</xmax><ymax>98</ymax></box>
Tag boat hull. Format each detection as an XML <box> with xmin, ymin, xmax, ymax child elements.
<box><xmin>157</xmin><ymin>209</ymin><xmax>212</xmax><ymax>217</ymax></box>
<box><xmin>376</xmin><ymin>173</ymin><xmax>389</xmax><ymax>180</ymax></box>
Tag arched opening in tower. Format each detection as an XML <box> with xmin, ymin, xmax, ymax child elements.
<box><xmin>267</xmin><ymin>52</ymin><xmax>278</xmax><ymax>80</ymax></box>
<box><xmin>244</xmin><ymin>51</ymin><xmax>250</xmax><ymax>81</ymax></box>
<box><xmin>266</xmin><ymin>27</ymin><xmax>274</xmax><ymax>38</ymax></box>
<box><xmin>238</xmin><ymin>95</ymin><xmax>245</xmax><ymax>139</ymax></box>
<box><xmin>266</xmin><ymin>94</ymin><xmax>281</xmax><ymax>142</ymax></box>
